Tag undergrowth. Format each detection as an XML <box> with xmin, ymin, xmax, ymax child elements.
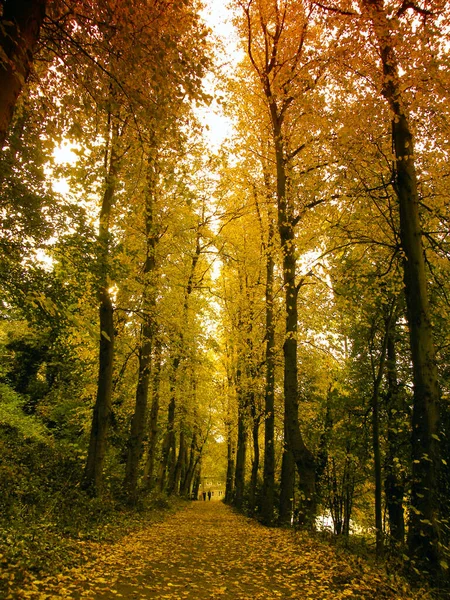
<box><xmin>0</xmin><ymin>426</ymin><xmax>182</xmax><ymax>598</ymax></box>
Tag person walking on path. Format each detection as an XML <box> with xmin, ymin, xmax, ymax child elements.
<box><xmin>202</xmin><ymin>491</ymin><xmax>206</xmax><ymax>501</ymax></box>
<box><xmin>208</xmin><ymin>491</ymin><xmax>212</xmax><ymax>501</ymax></box>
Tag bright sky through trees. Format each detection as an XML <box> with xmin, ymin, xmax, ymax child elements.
<box><xmin>197</xmin><ymin>0</ymin><xmax>241</xmax><ymax>148</ymax></box>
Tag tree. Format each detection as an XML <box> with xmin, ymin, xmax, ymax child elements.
<box><xmin>0</xmin><ymin>0</ymin><xmax>46</xmax><ymax>145</ymax></box>
<box><xmin>82</xmin><ymin>108</ymin><xmax>124</xmax><ymax>496</ymax></box>
<box><xmin>314</xmin><ymin>0</ymin><xmax>445</xmax><ymax>570</ymax></box>
<box><xmin>235</xmin><ymin>0</ymin><xmax>330</xmax><ymax>526</ymax></box>
<box><xmin>360</xmin><ymin>0</ymin><xmax>441</xmax><ymax>570</ymax></box>
<box><xmin>123</xmin><ymin>144</ymin><xmax>160</xmax><ymax>503</ymax></box>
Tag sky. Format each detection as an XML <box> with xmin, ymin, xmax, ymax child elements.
<box><xmin>197</xmin><ymin>0</ymin><xmax>243</xmax><ymax>149</ymax></box>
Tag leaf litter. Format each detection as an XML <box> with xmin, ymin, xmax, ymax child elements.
<box><xmin>12</xmin><ymin>502</ymin><xmax>430</xmax><ymax>599</ymax></box>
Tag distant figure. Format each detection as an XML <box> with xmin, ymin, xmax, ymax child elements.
<box><xmin>208</xmin><ymin>491</ymin><xmax>212</xmax><ymax>501</ymax></box>
<box><xmin>202</xmin><ymin>491</ymin><xmax>206</xmax><ymax>501</ymax></box>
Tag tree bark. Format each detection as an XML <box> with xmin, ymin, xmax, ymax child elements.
<box><xmin>82</xmin><ymin>120</ymin><xmax>120</xmax><ymax>496</ymax></box>
<box><xmin>192</xmin><ymin>461</ymin><xmax>201</xmax><ymax>500</ymax></box>
<box><xmin>330</xmin><ymin>458</ymin><xmax>343</xmax><ymax>535</ymax></box>
<box><xmin>158</xmin><ymin>229</ymin><xmax>201</xmax><ymax>494</ymax></box>
<box><xmin>0</xmin><ymin>0</ymin><xmax>46</xmax><ymax>145</ymax></box>
<box><xmin>123</xmin><ymin>154</ymin><xmax>158</xmax><ymax>503</ymax></box>
<box><xmin>225</xmin><ymin>417</ymin><xmax>235</xmax><ymax>503</ymax></box>
<box><xmin>123</xmin><ymin>323</ymin><xmax>152</xmax><ymax>502</ymax></box>
<box><xmin>275</xmin><ymin>121</ymin><xmax>316</xmax><ymax>525</ymax></box>
<box><xmin>170</xmin><ymin>425</ymin><xmax>186</xmax><ymax>495</ymax></box>
<box><xmin>180</xmin><ymin>422</ymin><xmax>198</xmax><ymax>497</ymax></box>
<box><xmin>234</xmin><ymin>363</ymin><xmax>247</xmax><ymax>510</ymax></box>
<box><xmin>143</xmin><ymin>340</ymin><xmax>161</xmax><ymax>490</ymax></box>
<box><xmin>369</xmin><ymin>315</ymin><xmax>391</xmax><ymax>557</ymax></box>
<box><xmin>279</xmin><ymin>445</ymin><xmax>295</xmax><ymax>526</ymax></box>
<box><xmin>372</xmin><ymin>372</ymin><xmax>383</xmax><ymax>557</ymax></box>
<box><xmin>261</xmin><ymin>215</ymin><xmax>276</xmax><ymax>525</ymax></box>
<box><xmin>342</xmin><ymin>450</ymin><xmax>355</xmax><ymax>537</ymax></box>
<box><xmin>158</xmin><ymin>382</ymin><xmax>177</xmax><ymax>492</ymax></box>
<box><xmin>362</xmin><ymin>0</ymin><xmax>441</xmax><ymax>571</ymax></box>
<box><xmin>249</xmin><ymin>397</ymin><xmax>260</xmax><ymax>514</ymax></box>
<box><xmin>384</xmin><ymin>323</ymin><xmax>405</xmax><ymax>547</ymax></box>
<box><xmin>369</xmin><ymin>301</ymin><xmax>395</xmax><ymax>555</ymax></box>
<box><xmin>241</xmin><ymin>0</ymin><xmax>316</xmax><ymax>526</ymax></box>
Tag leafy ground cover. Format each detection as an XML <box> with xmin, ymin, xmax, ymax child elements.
<box><xmin>6</xmin><ymin>501</ymin><xmax>432</xmax><ymax>599</ymax></box>
<box><xmin>0</xmin><ymin>489</ymin><xmax>179</xmax><ymax>600</ymax></box>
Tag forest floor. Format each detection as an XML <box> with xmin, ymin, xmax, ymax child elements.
<box><xmin>9</xmin><ymin>501</ymin><xmax>432</xmax><ymax>600</ymax></box>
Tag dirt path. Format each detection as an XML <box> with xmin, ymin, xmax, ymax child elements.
<box><xmin>18</xmin><ymin>501</ymin><xmax>423</xmax><ymax>600</ymax></box>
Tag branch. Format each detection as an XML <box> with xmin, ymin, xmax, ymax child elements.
<box><xmin>292</xmin><ymin>198</ymin><xmax>327</xmax><ymax>226</ymax></box>
<box><xmin>296</xmin><ymin>271</ymin><xmax>313</xmax><ymax>292</ymax></box>
<box><xmin>242</xmin><ymin>3</ymin><xmax>262</xmax><ymax>80</ymax></box>
<box><xmin>287</xmin><ymin>142</ymin><xmax>306</xmax><ymax>161</ymax></box>
<box><xmin>397</xmin><ymin>1</ymin><xmax>433</xmax><ymax>17</ymax></box>
<box><xmin>313</xmin><ymin>1</ymin><xmax>358</xmax><ymax>16</ymax></box>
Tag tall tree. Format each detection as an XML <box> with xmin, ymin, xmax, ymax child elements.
<box><xmin>82</xmin><ymin>112</ymin><xmax>124</xmax><ymax>496</ymax></box>
<box><xmin>236</xmin><ymin>0</ymin><xmax>324</xmax><ymax>526</ymax></box>
<box><xmin>123</xmin><ymin>145</ymin><xmax>159</xmax><ymax>503</ymax></box>
<box><xmin>359</xmin><ymin>0</ymin><xmax>441</xmax><ymax>570</ymax></box>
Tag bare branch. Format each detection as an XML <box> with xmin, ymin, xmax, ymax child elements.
<box><xmin>313</xmin><ymin>1</ymin><xmax>358</xmax><ymax>16</ymax></box>
<box><xmin>397</xmin><ymin>1</ymin><xmax>433</xmax><ymax>17</ymax></box>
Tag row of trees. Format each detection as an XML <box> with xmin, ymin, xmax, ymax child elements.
<box><xmin>0</xmin><ymin>0</ymin><xmax>221</xmax><ymax>517</ymax></box>
<box><xmin>0</xmin><ymin>0</ymin><xmax>449</xmax><ymax>587</ymax></box>
<box><xmin>216</xmin><ymin>0</ymin><xmax>449</xmax><ymax>581</ymax></box>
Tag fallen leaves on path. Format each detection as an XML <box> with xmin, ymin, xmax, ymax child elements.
<box><xmin>11</xmin><ymin>502</ymin><xmax>429</xmax><ymax>599</ymax></box>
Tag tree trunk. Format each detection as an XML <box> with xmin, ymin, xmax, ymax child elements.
<box><xmin>123</xmin><ymin>158</ymin><xmax>158</xmax><ymax>502</ymax></box>
<box><xmin>271</xmin><ymin>105</ymin><xmax>316</xmax><ymax>527</ymax></box>
<box><xmin>158</xmin><ymin>229</ymin><xmax>201</xmax><ymax>494</ymax></box>
<box><xmin>370</xmin><ymin>316</ymin><xmax>389</xmax><ymax>556</ymax></box>
<box><xmin>158</xmin><ymin>388</ymin><xmax>177</xmax><ymax>492</ymax></box>
<box><xmin>280</xmin><ymin>388</ymin><xmax>296</xmax><ymax>526</ymax></box>
<box><xmin>82</xmin><ymin>120</ymin><xmax>120</xmax><ymax>497</ymax></box>
<box><xmin>316</xmin><ymin>398</ymin><xmax>332</xmax><ymax>510</ymax></box>
<box><xmin>82</xmin><ymin>292</ymin><xmax>115</xmax><ymax>496</ymax></box>
<box><xmin>167</xmin><ymin>433</ymin><xmax>177</xmax><ymax>492</ymax></box>
<box><xmin>241</xmin><ymin>0</ymin><xmax>316</xmax><ymax>527</ymax></box>
<box><xmin>362</xmin><ymin>0</ymin><xmax>441</xmax><ymax>571</ymax></box>
<box><xmin>279</xmin><ymin>217</ymin><xmax>316</xmax><ymax>526</ymax></box>
<box><xmin>180</xmin><ymin>433</ymin><xmax>189</xmax><ymax>489</ymax></box>
<box><xmin>0</xmin><ymin>0</ymin><xmax>46</xmax><ymax>145</ymax></box>
<box><xmin>261</xmin><ymin>216</ymin><xmax>276</xmax><ymax>525</ymax></box>
<box><xmin>331</xmin><ymin>458</ymin><xmax>343</xmax><ymax>535</ymax></box>
<box><xmin>169</xmin><ymin>426</ymin><xmax>186</xmax><ymax>495</ymax></box>
<box><xmin>249</xmin><ymin>400</ymin><xmax>260</xmax><ymax>514</ymax></box>
<box><xmin>180</xmin><ymin>423</ymin><xmax>198</xmax><ymax>497</ymax></box>
<box><xmin>370</xmin><ymin>304</ymin><xmax>394</xmax><ymax>556</ymax></box>
<box><xmin>123</xmin><ymin>325</ymin><xmax>152</xmax><ymax>502</ymax></box>
<box><xmin>372</xmin><ymin>361</ymin><xmax>383</xmax><ymax>557</ymax></box>
<box><xmin>384</xmin><ymin>324</ymin><xmax>405</xmax><ymax>546</ymax></box>
<box><xmin>225</xmin><ymin>419</ymin><xmax>235</xmax><ymax>503</ymax></box>
<box><xmin>342</xmin><ymin>451</ymin><xmax>355</xmax><ymax>537</ymax></box>
<box><xmin>192</xmin><ymin>462</ymin><xmax>201</xmax><ymax>500</ymax></box>
<box><xmin>143</xmin><ymin>340</ymin><xmax>161</xmax><ymax>490</ymax></box>
<box><xmin>279</xmin><ymin>445</ymin><xmax>295</xmax><ymax>526</ymax></box>
<box><xmin>234</xmin><ymin>398</ymin><xmax>247</xmax><ymax>510</ymax></box>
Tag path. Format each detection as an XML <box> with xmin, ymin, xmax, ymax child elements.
<box><xmin>19</xmin><ymin>501</ymin><xmax>422</xmax><ymax>600</ymax></box>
